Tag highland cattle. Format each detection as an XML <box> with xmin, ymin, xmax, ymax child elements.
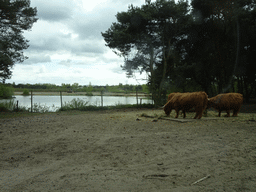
<box><xmin>167</xmin><ymin>92</ymin><xmax>180</xmax><ymax>101</ymax></box>
<box><xmin>164</xmin><ymin>91</ymin><xmax>208</xmax><ymax>119</ymax></box>
<box><xmin>207</xmin><ymin>93</ymin><xmax>243</xmax><ymax>117</ymax></box>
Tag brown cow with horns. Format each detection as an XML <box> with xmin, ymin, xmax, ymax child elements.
<box><xmin>164</xmin><ymin>91</ymin><xmax>208</xmax><ymax>119</ymax></box>
<box><xmin>207</xmin><ymin>93</ymin><xmax>243</xmax><ymax>117</ymax></box>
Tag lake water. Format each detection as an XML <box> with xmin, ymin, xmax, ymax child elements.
<box><xmin>1</xmin><ymin>95</ymin><xmax>153</xmax><ymax>112</ymax></box>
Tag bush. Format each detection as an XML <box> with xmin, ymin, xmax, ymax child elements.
<box><xmin>86</xmin><ymin>92</ymin><xmax>93</xmax><ymax>96</ymax></box>
<box><xmin>0</xmin><ymin>100</ymin><xmax>14</xmax><ymax>111</ymax></box>
<box><xmin>0</xmin><ymin>100</ymin><xmax>28</xmax><ymax>112</ymax></box>
<box><xmin>58</xmin><ymin>98</ymin><xmax>89</xmax><ymax>111</ymax></box>
<box><xmin>23</xmin><ymin>89</ymin><xmax>30</xmax><ymax>95</ymax></box>
<box><xmin>0</xmin><ymin>84</ymin><xmax>14</xmax><ymax>99</ymax></box>
<box><xmin>30</xmin><ymin>103</ymin><xmax>50</xmax><ymax>113</ymax></box>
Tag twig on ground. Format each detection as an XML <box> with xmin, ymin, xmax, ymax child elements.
<box><xmin>143</xmin><ymin>174</ymin><xmax>169</xmax><ymax>179</ymax></box>
<box><xmin>191</xmin><ymin>175</ymin><xmax>211</xmax><ymax>185</ymax></box>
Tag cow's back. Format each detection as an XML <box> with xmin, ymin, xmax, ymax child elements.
<box><xmin>167</xmin><ymin>92</ymin><xmax>180</xmax><ymax>101</ymax></box>
<box><xmin>174</xmin><ymin>91</ymin><xmax>208</xmax><ymax>109</ymax></box>
<box><xmin>209</xmin><ymin>93</ymin><xmax>243</xmax><ymax>110</ymax></box>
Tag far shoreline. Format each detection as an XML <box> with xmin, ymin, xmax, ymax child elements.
<box><xmin>13</xmin><ymin>91</ymin><xmax>152</xmax><ymax>97</ymax></box>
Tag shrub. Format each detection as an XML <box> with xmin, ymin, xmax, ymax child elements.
<box><xmin>0</xmin><ymin>100</ymin><xmax>15</xmax><ymax>111</ymax></box>
<box><xmin>86</xmin><ymin>92</ymin><xmax>93</xmax><ymax>96</ymax></box>
<box><xmin>59</xmin><ymin>98</ymin><xmax>89</xmax><ymax>111</ymax></box>
<box><xmin>30</xmin><ymin>103</ymin><xmax>50</xmax><ymax>113</ymax></box>
<box><xmin>0</xmin><ymin>100</ymin><xmax>28</xmax><ymax>112</ymax></box>
<box><xmin>0</xmin><ymin>84</ymin><xmax>14</xmax><ymax>99</ymax></box>
<box><xmin>23</xmin><ymin>89</ymin><xmax>30</xmax><ymax>95</ymax></box>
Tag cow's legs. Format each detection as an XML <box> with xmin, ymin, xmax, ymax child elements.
<box><xmin>225</xmin><ymin>110</ymin><xmax>230</xmax><ymax>117</ymax></box>
<box><xmin>197</xmin><ymin>112</ymin><xmax>203</xmax><ymax>119</ymax></box>
<box><xmin>175</xmin><ymin>109</ymin><xmax>179</xmax><ymax>118</ymax></box>
<box><xmin>218</xmin><ymin>110</ymin><xmax>221</xmax><ymax>117</ymax></box>
<box><xmin>194</xmin><ymin>108</ymin><xmax>202</xmax><ymax>119</ymax></box>
<box><xmin>183</xmin><ymin>110</ymin><xmax>186</xmax><ymax>118</ymax></box>
<box><xmin>233</xmin><ymin>108</ymin><xmax>240</xmax><ymax>116</ymax></box>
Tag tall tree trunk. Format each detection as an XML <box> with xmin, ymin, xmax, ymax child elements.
<box><xmin>234</xmin><ymin>19</ymin><xmax>240</xmax><ymax>93</ymax></box>
<box><xmin>243</xmin><ymin>76</ymin><xmax>249</xmax><ymax>103</ymax></box>
<box><xmin>157</xmin><ymin>39</ymin><xmax>172</xmax><ymax>106</ymax></box>
<box><xmin>237</xmin><ymin>76</ymin><xmax>241</xmax><ymax>93</ymax></box>
<box><xmin>149</xmin><ymin>42</ymin><xmax>158</xmax><ymax>106</ymax></box>
<box><xmin>241</xmin><ymin>76</ymin><xmax>244</xmax><ymax>96</ymax></box>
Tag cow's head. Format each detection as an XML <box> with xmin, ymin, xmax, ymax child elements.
<box><xmin>164</xmin><ymin>101</ymin><xmax>173</xmax><ymax>116</ymax></box>
<box><xmin>206</xmin><ymin>98</ymin><xmax>214</xmax><ymax>109</ymax></box>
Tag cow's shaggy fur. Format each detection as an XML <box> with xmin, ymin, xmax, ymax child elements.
<box><xmin>167</xmin><ymin>92</ymin><xmax>180</xmax><ymax>101</ymax></box>
<box><xmin>164</xmin><ymin>91</ymin><xmax>208</xmax><ymax>119</ymax></box>
<box><xmin>207</xmin><ymin>93</ymin><xmax>243</xmax><ymax>117</ymax></box>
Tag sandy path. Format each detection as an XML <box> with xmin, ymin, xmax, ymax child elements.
<box><xmin>0</xmin><ymin>109</ymin><xmax>256</xmax><ymax>191</ymax></box>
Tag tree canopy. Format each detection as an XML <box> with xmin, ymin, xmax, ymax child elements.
<box><xmin>102</xmin><ymin>0</ymin><xmax>190</xmax><ymax>105</ymax></box>
<box><xmin>0</xmin><ymin>0</ymin><xmax>38</xmax><ymax>83</ymax></box>
<box><xmin>103</xmin><ymin>0</ymin><xmax>256</xmax><ymax>104</ymax></box>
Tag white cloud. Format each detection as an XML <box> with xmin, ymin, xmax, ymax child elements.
<box><xmin>31</xmin><ymin>0</ymin><xmax>76</xmax><ymax>22</ymax></box>
<box><xmin>6</xmin><ymin>0</ymin><xmax>150</xmax><ymax>85</ymax></box>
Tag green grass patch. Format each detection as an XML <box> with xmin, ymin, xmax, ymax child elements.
<box><xmin>0</xmin><ymin>100</ymin><xmax>27</xmax><ymax>112</ymax></box>
<box><xmin>57</xmin><ymin>98</ymin><xmax>155</xmax><ymax>112</ymax></box>
<box><xmin>85</xmin><ymin>92</ymin><xmax>93</xmax><ymax>96</ymax></box>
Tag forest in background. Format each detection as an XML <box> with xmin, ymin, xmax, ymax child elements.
<box><xmin>0</xmin><ymin>82</ymin><xmax>151</xmax><ymax>98</ymax></box>
<box><xmin>102</xmin><ymin>0</ymin><xmax>256</xmax><ymax>105</ymax></box>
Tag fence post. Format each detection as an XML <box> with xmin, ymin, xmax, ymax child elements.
<box><xmin>16</xmin><ymin>100</ymin><xmax>18</xmax><ymax>112</ymax></box>
<box><xmin>101</xmin><ymin>90</ymin><xmax>103</xmax><ymax>107</ymax></box>
<box><xmin>60</xmin><ymin>91</ymin><xmax>63</xmax><ymax>110</ymax></box>
<box><xmin>31</xmin><ymin>91</ymin><xmax>33</xmax><ymax>113</ymax></box>
<box><xmin>136</xmin><ymin>88</ymin><xmax>138</xmax><ymax>107</ymax></box>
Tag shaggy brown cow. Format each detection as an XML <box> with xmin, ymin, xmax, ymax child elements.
<box><xmin>164</xmin><ymin>91</ymin><xmax>208</xmax><ymax>119</ymax></box>
<box><xmin>167</xmin><ymin>92</ymin><xmax>180</xmax><ymax>101</ymax></box>
<box><xmin>207</xmin><ymin>93</ymin><xmax>243</xmax><ymax>117</ymax></box>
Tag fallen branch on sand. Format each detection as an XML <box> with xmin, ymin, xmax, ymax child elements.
<box><xmin>143</xmin><ymin>174</ymin><xmax>169</xmax><ymax>179</ymax></box>
<box><xmin>191</xmin><ymin>175</ymin><xmax>211</xmax><ymax>185</ymax></box>
<box><xmin>140</xmin><ymin>114</ymin><xmax>156</xmax><ymax>118</ymax></box>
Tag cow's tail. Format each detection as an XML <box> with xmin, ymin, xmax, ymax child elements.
<box><xmin>160</xmin><ymin>105</ymin><xmax>165</xmax><ymax>109</ymax></box>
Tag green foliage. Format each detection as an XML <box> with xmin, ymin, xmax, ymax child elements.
<box><xmin>102</xmin><ymin>0</ymin><xmax>191</xmax><ymax>105</ymax></box>
<box><xmin>0</xmin><ymin>0</ymin><xmax>38</xmax><ymax>82</ymax></box>
<box><xmin>141</xmin><ymin>84</ymin><xmax>150</xmax><ymax>93</ymax></box>
<box><xmin>102</xmin><ymin>0</ymin><xmax>256</xmax><ymax>103</ymax></box>
<box><xmin>106</xmin><ymin>85</ymin><xmax>125</xmax><ymax>93</ymax></box>
<box><xmin>59</xmin><ymin>98</ymin><xmax>89</xmax><ymax>111</ymax></box>
<box><xmin>30</xmin><ymin>103</ymin><xmax>51</xmax><ymax>113</ymax></box>
<box><xmin>0</xmin><ymin>100</ymin><xmax>27</xmax><ymax>112</ymax></box>
<box><xmin>87</xmin><ymin>82</ymin><xmax>94</xmax><ymax>92</ymax></box>
<box><xmin>0</xmin><ymin>84</ymin><xmax>14</xmax><ymax>98</ymax></box>
<box><xmin>9</xmin><ymin>82</ymin><xmax>152</xmax><ymax>94</ymax></box>
<box><xmin>57</xmin><ymin>100</ymin><xmax>155</xmax><ymax>112</ymax></box>
<box><xmin>0</xmin><ymin>100</ymin><xmax>15</xmax><ymax>111</ymax></box>
<box><xmin>86</xmin><ymin>92</ymin><xmax>93</xmax><ymax>96</ymax></box>
<box><xmin>23</xmin><ymin>89</ymin><xmax>29</xmax><ymax>95</ymax></box>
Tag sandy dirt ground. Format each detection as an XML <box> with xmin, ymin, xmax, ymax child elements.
<box><xmin>0</xmin><ymin>108</ymin><xmax>256</xmax><ymax>192</ymax></box>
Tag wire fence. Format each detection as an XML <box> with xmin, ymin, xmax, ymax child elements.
<box><xmin>12</xmin><ymin>91</ymin><xmax>154</xmax><ymax>112</ymax></box>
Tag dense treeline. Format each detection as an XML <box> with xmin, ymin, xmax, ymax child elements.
<box><xmin>102</xmin><ymin>0</ymin><xmax>256</xmax><ymax>105</ymax></box>
<box><xmin>0</xmin><ymin>82</ymin><xmax>151</xmax><ymax>98</ymax></box>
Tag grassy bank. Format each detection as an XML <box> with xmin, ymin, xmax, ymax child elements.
<box><xmin>0</xmin><ymin>98</ymin><xmax>155</xmax><ymax>118</ymax></box>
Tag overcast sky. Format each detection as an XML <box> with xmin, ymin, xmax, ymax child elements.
<box><xmin>6</xmin><ymin>0</ymin><xmax>162</xmax><ymax>86</ymax></box>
